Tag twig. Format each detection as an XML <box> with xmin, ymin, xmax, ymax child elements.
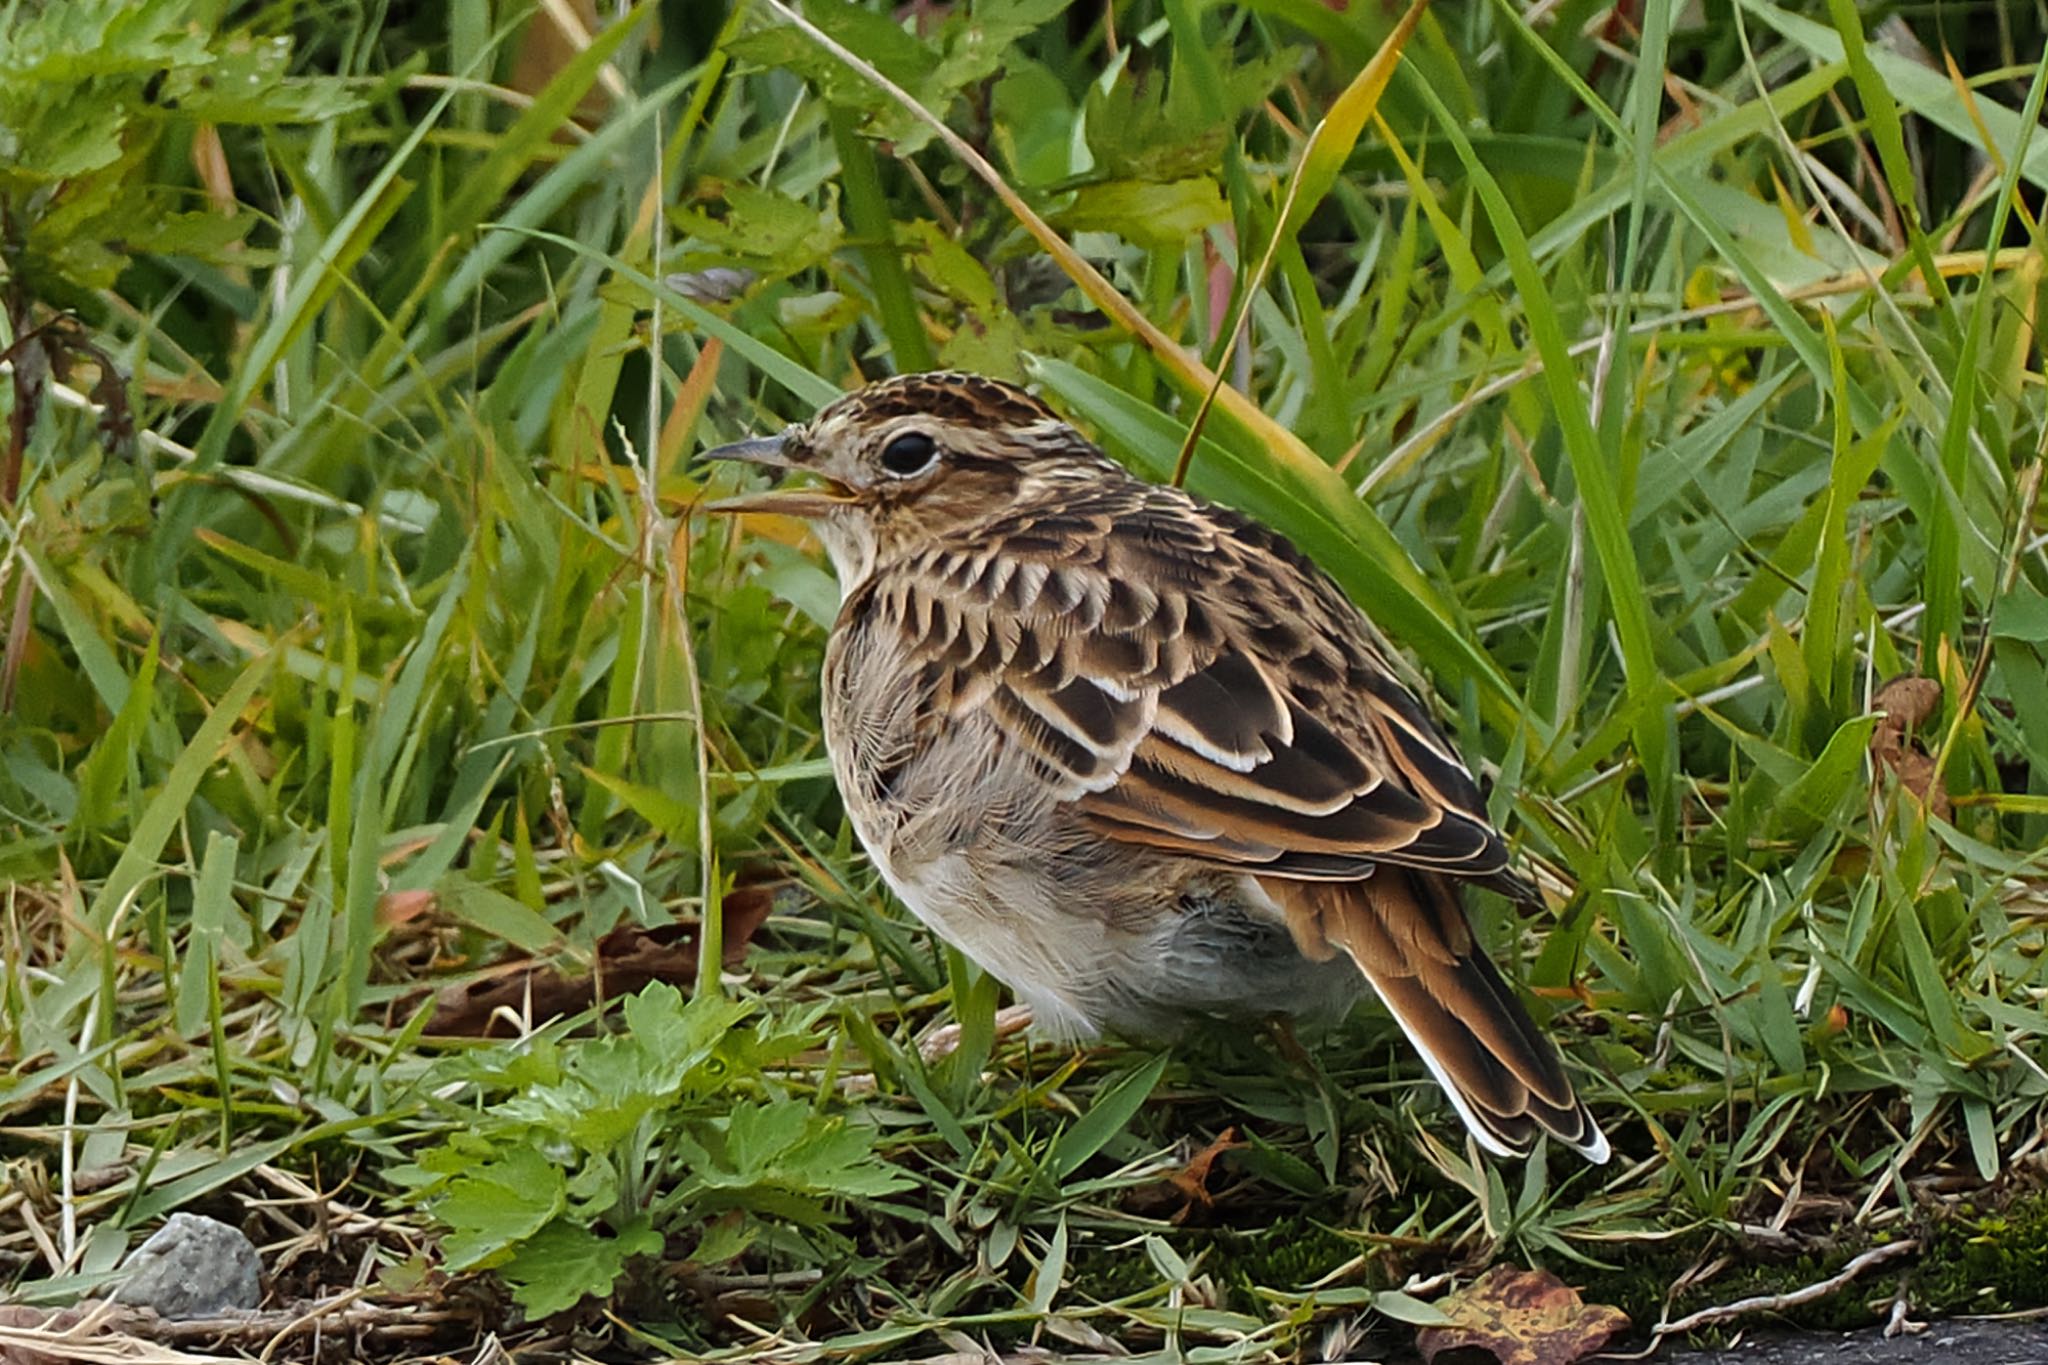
<box><xmin>918</xmin><ymin>1003</ymin><xmax>1035</xmax><ymax>1063</ymax></box>
<box><xmin>148</xmin><ymin>1298</ymin><xmax>477</xmax><ymax>1344</ymax></box>
<box><xmin>1651</xmin><ymin>1239</ymin><xmax>1918</xmax><ymax>1339</ymax></box>
<box><xmin>1883</xmin><ymin>1277</ymin><xmax>1925</xmax><ymax>1338</ymax></box>
<box><xmin>257</xmin><ymin>1286</ymin><xmax>369</xmax><ymax>1363</ymax></box>
<box><xmin>0</xmin><ymin>1324</ymin><xmax>226</xmax><ymax>1365</ymax></box>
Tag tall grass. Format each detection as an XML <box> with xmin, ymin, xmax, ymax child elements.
<box><xmin>1</xmin><ymin>0</ymin><xmax>2044</xmax><ymax>1355</ymax></box>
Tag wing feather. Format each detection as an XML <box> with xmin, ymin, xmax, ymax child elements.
<box><xmin>884</xmin><ymin>488</ymin><xmax>1515</xmax><ymax>883</ymax></box>
<box><xmin>1263</xmin><ymin>874</ymin><xmax>1608</xmax><ymax>1161</ymax></box>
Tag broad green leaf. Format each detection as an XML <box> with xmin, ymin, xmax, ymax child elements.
<box><xmin>501</xmin><ymin>1219</ymin><xmax>663</xmax><ymax>1318</ymax></box>
<box><xmin>1048</xmin><ymin>1051</ymin><xmax>1168</xmax><ymax>1182</ymax></box>
<box><xmin>1053</xmin><ymin>178</ymin><xmax>1230</xmax><ymax>250</ymax></box>
<box><xmin>436</xmin><ymin>1148</ymin><xmax>568</xmax><ymax>1272</ymax></box>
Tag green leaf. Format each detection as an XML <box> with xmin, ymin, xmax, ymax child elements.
<box><xmin>673</xmin><ymin>182</ymin><xmax>841</xmax><ymax>275</ymax></box>
<box><xmin>0</xmin><ymin>0</ymin><xmax>211</xmax><ymax>83</ymax></box>
<box><xmin>1406</xmin><ymin>70</ymin><xmax>1658</xmax><ymax>722</ymax></box>
<box><xmin>158</xmin><ymin>36</ymin><xmax>363</xmax><ymax>123</ymax></box>
<box><xmin>1737</xmin><ymin>0</ymin><xmax>2048</xmax><ymax>193</ymax></box>
<box><xmin>579</xmin><ymin>765</ymin><xmax>693</xmax><ymax>842</ymax></box>
<box><xmin>726</xmin><ymin>0</ymin><xmax>929</xmax><ymax>133</ymax></box>
<box><xmin>1373</xmin><ymin>1288</ymin><xmax>1454</xmax><ymax>1327</ymax></box>
<box><xmin>1081</xmin><ymin>46</ymin><xmax>1294</xmax><ymax>181</ymax></box>
<box><xmin>1053</xmin><ymin>178</ymin><xmax>1230</xmax><ymax>250</ymax></box>
<box><xmin>1273</xmin><ymin>0</ymin><xmax>1423</xmax><ymax>245</ymax></box>
<box><xmin>620</xmin><ymin>982</ymin><xmax>749</xmax><ymax>1071</ymax></box>
<box><xmin>436</xmin><ymin>1147</ymin><xmax>567</xmax><ymax>1272</ymax></box>
<box><xmin>435</xmin><ymin>882</ymin><xmax>565</xmax><ymax>957</ymax></box>
<box><xmin>1962</xmin><ymin>1099</ymin><xmax>1999</xmax><ymax>1183</ymax></box>
<box><xmin>1993</xmin><ymin>587</ymin><xmax>2048</xmax><ymax>643</ymax></box>
<box><xmin>19</xmin><ymin>543</ymin><xmax>133</xmax><ymax>714</ymax></box>
<box><xmin>500</xmin><ymin>1218</ymin><xmax>663</xmax><ymax>1318</ymax></box>
<box><xmin>1048</xmin><ymin>1051</ymin><xmax>1168</xmax><ymax>1182</ymax></box>
<box><xmin>1772</xmin><ymin>715</ymin><xmax>1878</xmax><ymax>828</ymax></box>
<box><xmin>1027</xmin><ymin>1214</ymin><xmax>1068</xmax><ymax>1316</ymax></box>
<box><xmin>78</xmin><ymin>641</ymin><xmax>275</xmax><ymax>943</ymax></box>
<box><xmin>69</xmin><ymin>633</ymin><xmax>159</xmax><ymax>838</ymax></box>
<box><xmin>126</xmin><ymin>1134</ymin><xmax>298</xmax><ymax>1224</ymax></box>
<box><xmin>1753</xmin><ymin>965</ymin><xmax>1805</xmax><ymax>1078</ymax></box>
<box><xmin>173</xmin><ymin>831</ymin><xmax>239</xmax><ymax>1039</ymax></box>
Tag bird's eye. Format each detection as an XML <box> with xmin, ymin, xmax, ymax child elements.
<box><xmin>879</xmin><ymin>431</ymin><xmax>938</xmax><ymax>477</ymax></box>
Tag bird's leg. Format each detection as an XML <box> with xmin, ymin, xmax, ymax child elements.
<box><xmin>1264</xmin><ymin>1013</ymin><xmax>1317</xmax><ymax>1072</ymax></box>
<box><xmin>918</xmin><ymin>1002</ymin><xmax>1035</xmax><ymax>1064</ymax></box>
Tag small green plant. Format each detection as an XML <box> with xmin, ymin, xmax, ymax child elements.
<box><xmin>399</xmin><ymin>983</ymin><xmax>910</xmax><ymax>1318</ymax></box>
<box><xmin>0</xmin><ymin>0</ymin><xmax>356</xmax><ymax>686</ymax></box>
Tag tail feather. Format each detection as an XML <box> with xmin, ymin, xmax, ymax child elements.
<box><xmin>1265</xmin><ymin>870</ymin><xmax>1609</xmax><ymax>1163</ymax></box>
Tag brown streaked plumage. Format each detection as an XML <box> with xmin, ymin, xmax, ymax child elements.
<box><xmin>705</xmin><ymin>371</ymin><xmax>1608</xmax><ymax>1162</ymax></box>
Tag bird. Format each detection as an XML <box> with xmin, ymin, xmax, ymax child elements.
<box><xmin>703</xmin><ymin>370</ymin><xmax>1608</xmax><ymax>1163</ymax></box>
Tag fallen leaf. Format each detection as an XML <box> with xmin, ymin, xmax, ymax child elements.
<box><xmin>422</xmin><ymin>883</ymin><xmax>778</xmax><ymax>1037</ymax></box>
<box><xmin>1167</xmin><ymin>1127</ymin><xmax>1245</xmax><ymax>1223</ymax></box>
<box><xmin>507</xmin><ymin>0</ymin><xmax>614</xmax><ymax>126</ymax></box>
<box><xmin>1873</xmin><ymin>674</ymin><xmax>1942</xmax><ymax>736</ymax></box>
<box><xmin>376</xmin><ymin>889</ymin><xmax>438</xmax><ymax>927</ymax></box>
<box><xmin>1416</xmin><ymin>1265</ymin><xmax>1629</xmax><ymax>1365</ymax></box>
<box><xmin>0</xmin><ymin>1302</ymin><xmax>138</xmax><ymax>1365</ymax></box>
<box><xmin>1868</xmin><ymin>674</ymin><xmax>1951</xmax><ymax>819</ymax></box>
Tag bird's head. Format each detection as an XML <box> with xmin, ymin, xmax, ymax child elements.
<box><xmin>702</xmin><ymin>371</ymin><xmax>1112</xmax><ymax>585</ymax></box>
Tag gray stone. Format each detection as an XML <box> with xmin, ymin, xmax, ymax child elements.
<box><xmin>114</xmin><ymin>1212</ymin><xmax>262</xmax><ymax>1319</ymax></box>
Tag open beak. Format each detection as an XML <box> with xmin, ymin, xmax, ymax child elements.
<box><xmin>700</xmin><ymin>429</ymin><xmax>856</xmax><ymax>517</ymax></box>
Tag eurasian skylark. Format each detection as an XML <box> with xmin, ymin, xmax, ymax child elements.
<box><xmin>707</xmin><ymin>371</ymin><xmax>1608</xmax><ymax>1163</ymax></box>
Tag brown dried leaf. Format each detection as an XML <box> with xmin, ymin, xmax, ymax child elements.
<box><xmin>507</xmin><ymin>0</ymin><xmax>613</xmax><ymax>125</ymax></box>
<box><xmin>0</xmin><ymin>1302</ymin><xmax>136</xmax><ymax>1365</ymax></box>
<box><xmin>376</xmin><ymin>889</ymin><xmax>439</xmax><ymax>927</ymax></box>
<box><xmin>1868</xmin><ymin>674</ymin><xmax>1951</xmax><ymax>819</ymax></box>
<box><xmin>1167</xmin><ymin>1126</ymin><xmax>1244</xmax><ymax>1223</ymax></box>
<box><xmin>423</xmin><ymin>883</ymin><xmax>777</xmax><ymax>1037</ymax></box>
<box><xmin>1416</xmin><ymin>1266</ymin><xmax>1630</xmax><ymax>1365</ymax></box>
<box><xmin>1873</xmin><ymin>674</ymin><xmax>1943</xmax><ymax>742</ymax></box>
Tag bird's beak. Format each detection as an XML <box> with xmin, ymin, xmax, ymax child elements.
<box><xmin>700</xmin><ymin>429</ymin><xmax>857</xmax><ymax>517</ymax></box>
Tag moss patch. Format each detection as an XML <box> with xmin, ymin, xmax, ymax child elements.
<box><xmin>1916</xmin><ymin>1189</ymin><xmax>2048</xmax><ymax>1315</ymax></box>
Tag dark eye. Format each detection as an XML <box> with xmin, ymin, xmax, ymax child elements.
<box><xmin>879</xmin><ymin>431</ymin><xmax>938</xmax><ymax>477</ymax></box>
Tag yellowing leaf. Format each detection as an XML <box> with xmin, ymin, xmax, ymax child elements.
<box><xmin>1768</xmin><ymin>164</ymin><xmax>1817</xmax><ymax>256</ymax></box>
<box><xmin>1416</xmin><ymin>1266</ymin><xmax>1629</xmax><ymax>1365</ymax></box>
<box><xmin>1279</xmin><ymin>0</ymin><xmax>1430</xmax><ymax>243</ymax></box>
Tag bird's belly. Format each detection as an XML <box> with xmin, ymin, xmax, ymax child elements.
<box><xmin>879</xmin><ymin>850</ymin><xmax>1123</xmax><ymax>1040</ymax></box>
<box><xmin>867</xmin><ymin>823</ymin><xmax>1365</xmax><ymax>1041</ymax></box>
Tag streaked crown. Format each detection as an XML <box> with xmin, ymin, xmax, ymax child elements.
<box><xmin>708</xmin><ymin>371</ymin><xmax>1123</xmax><ymax>588</ymax></box>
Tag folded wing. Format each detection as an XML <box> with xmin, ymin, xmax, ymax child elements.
<box><xmin>869</xmin><ymin>484</ymin><xmax>1602</xmax><ymax>1159</ymax></box>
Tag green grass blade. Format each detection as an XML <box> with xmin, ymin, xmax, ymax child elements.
<box><xmin>830</xmin><ymin>105</ymin><xmax>935</xmax><ymax>373</ymax></box>
<box><xmin>1403</xmin><ymin>72</ymin><xmax>1658</xmax><ymax>725</ymax></box>
<box><xmin>1047</xmin><ymin>1051</ymin><xmax>1169</xmax><ymax>1182</ymax></box>
<box><xmin>78</xmin><ymin>643</ymin><xmax>276</xmax><ymax>945</ymax></box>
<box><xmin>1739</xmin><ymin>0</ymin><xmax>2048</xmax><ymax>193</ymax></box>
